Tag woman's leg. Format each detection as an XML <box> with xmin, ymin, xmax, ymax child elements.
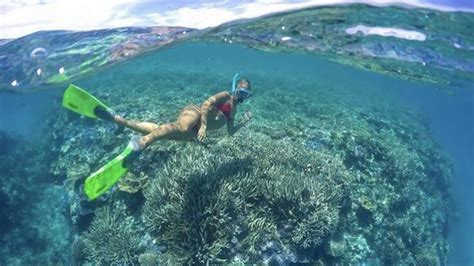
<box><xmin>113</xmin><ymin>115</ymin><xmax>159</xmax><ymax>135</ymax></box>
<box><xmin>138</xmin><ymin>105</ymin><xmax>201</xmax><ymax>148</ymax></box>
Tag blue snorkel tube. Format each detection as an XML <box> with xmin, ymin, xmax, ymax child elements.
<box><xmin>231</xmin><ymin>72</ymin><xmax>252</xmax><ymax>100</ymax></box>
<box><xmin>231</xmin><ymin>72</ymin><xmax>241</xmax><ymax>95</ymax></box>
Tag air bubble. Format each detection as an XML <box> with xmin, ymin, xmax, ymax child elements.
<box><xmin>30</xmin><ymin>47</ymin><xmax>48</xmax><ymax>59</ymax></box>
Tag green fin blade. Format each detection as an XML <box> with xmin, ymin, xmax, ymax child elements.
<box><xmin>62</xmin><ymin>84</ymin><xmax>110</xmax><ymax>119</ymax></box>
<box><xmin>84</xmin><ymin>146</ymin><xmax>133</xmax><ymax>200</ymax></box>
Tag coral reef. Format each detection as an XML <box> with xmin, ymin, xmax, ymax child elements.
<box><xmin>38</xmin><ymin>66</ymin><xmax>454</xmax><ymax>264</ymax></box>
<box><xmin>118</xmin><ymin>171</ymin><xmax>150</xmax><ymax>193</ymax></box>
<box><xmin>3</xmin><ymin>38</ymin><xmax>454</xmax><ymax>264</ymax></box>
<box><xmin>142</xmin><ymin>133</ymin><xmax>346</xmax><ymax>263</ymax></box>
<box><xmin>0</xmin><ymin>131</ymin><xmax>70</xmax><ymax>265</ymax></box>
<box><xmin>81</xmin><ymin>201</ymin><xmax>143</xmax><ymax>265</ymax></box>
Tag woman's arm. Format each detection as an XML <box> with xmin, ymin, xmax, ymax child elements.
<box><xmin>227</xmin><ymin>111</ymin><xmax>252</xmax><ymax>136</ymax></box>
<box><xmin>198</xmin><ymin>91</ymin><xmax>231</xmax><ymax>141</ymax></box>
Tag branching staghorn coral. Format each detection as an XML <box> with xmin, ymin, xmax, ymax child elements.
<box><xmin>82</xmin><ymin>202</ymin><xmax>142</xmax><ymax>265</ymax></box>
<box><xmin>143</xmin><ymin>132</ymin><xmax>347</xmax><ymax>263</ymax></box>
<box><xmin>143</xmin><ymin>149</ymin><xmax>245</xmax><ymax>263</ymax></box>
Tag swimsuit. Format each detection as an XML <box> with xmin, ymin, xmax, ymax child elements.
<box><xmin>215</xmin><ymin>102</ymin><xmax>232</xmax><ymax>120</ymax></box>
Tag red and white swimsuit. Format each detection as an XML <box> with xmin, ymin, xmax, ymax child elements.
<box><xmin>215</xmin><ymin>102</ymin><xmax>232</xmax><ymax>120</ymax></box>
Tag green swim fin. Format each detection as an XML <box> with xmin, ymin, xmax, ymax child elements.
<box><xmin>84</xmin><ymin>145</ymin><xmax>138</xmax><ymax>200</ymax></box>
<box><xmin>62</xmin><ymin>84</ymin><xmax>113</xmax><ymax>119</ymax></box>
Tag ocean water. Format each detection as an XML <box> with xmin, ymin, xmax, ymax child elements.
<box><xmin>0</xmin><ymin>4</ymin><xmax>473</xmax><ymax>265</ymax></box>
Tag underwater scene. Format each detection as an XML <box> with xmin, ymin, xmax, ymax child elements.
<box><xmin>0</xmin><ymin>3</ymin><xmax>473</xmax><ymax>265</ymax></box>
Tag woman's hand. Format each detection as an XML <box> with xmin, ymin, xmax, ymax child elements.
<box><xmin>197</xmin><ymin>126</ymin><xmax>207</xmax><ymax>142</ymax></box>
<box><xmin>243</xmin><ymin>111</ymin><xmax>252</xmax><ymax>122</ymax></box>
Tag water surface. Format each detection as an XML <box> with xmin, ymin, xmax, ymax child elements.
<box><xmin>0</xmin><ymin>4</ymin><xmax>473</xmax><ymax>265</ymax></box>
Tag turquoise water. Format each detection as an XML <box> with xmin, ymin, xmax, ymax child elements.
<box><xmin>1</xmin><ymin>4</ymin><xmax>473</xmax><ymax>265</ymax></box>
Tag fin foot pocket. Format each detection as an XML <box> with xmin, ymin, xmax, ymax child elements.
<box><xmin>94</xmin><ymin>106</ymin><xmax>116</xmax><ymax>121</ymax></box>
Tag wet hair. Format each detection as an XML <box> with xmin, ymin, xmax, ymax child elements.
<box><xmin>237</xmin><ymin>78</ymin><xmax>251</xmax><ymax>90</ymax></box>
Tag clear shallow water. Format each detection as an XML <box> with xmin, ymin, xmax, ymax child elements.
<box><xmin>0</xmin><ymin>5</ymin><xmax>473</xmax><ymax>265</ymax></box>
<box><xmin>396</xmin><ymin>83</ymin><xmax>474</xmax><ymax>264</ymax></box>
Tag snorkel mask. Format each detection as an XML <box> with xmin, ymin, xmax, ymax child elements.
<box><xmin>231</xmin><ymin>73</ymin><xmax>252</xmax><ymax>103</ymax></box>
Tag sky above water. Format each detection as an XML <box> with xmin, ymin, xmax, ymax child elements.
<box><xmin>0</xmin><ymin>0</ymin><xmax>473</xmax><ymax>39</ymax></box>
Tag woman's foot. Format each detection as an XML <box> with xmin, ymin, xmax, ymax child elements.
<box><xmin>123</xmin><ymin>135</ymin><xmax>144</xmax><ymax>168</ymax></box>
<box><xmin>129</xmin><ymin>135</ymin><xmax>146</xmax><ymax>150</ymax></box>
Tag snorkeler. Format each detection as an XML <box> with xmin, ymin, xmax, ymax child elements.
<box><xmin>62</xmin><ymin>73</ymin><xmax>252</xmax><ymax>200</ymax></box>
